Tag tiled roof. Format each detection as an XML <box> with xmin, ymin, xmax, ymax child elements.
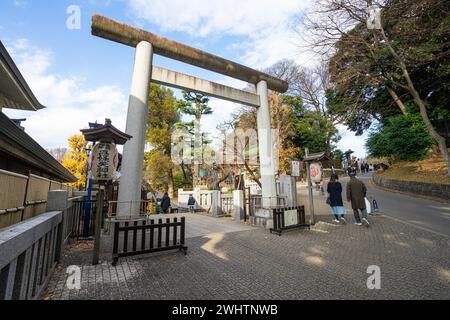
<box><xmin>0</xmin><ymin>111</ymin><xmax>77</xmax><ymax>182</ymax></box>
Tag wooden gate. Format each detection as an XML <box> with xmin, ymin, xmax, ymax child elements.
<box><xmin>112</xmin><ymin>217</ymin><xmax>187</xmax><ymax>265</ymax></box>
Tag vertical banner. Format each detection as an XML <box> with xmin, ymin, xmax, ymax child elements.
<box><xmin>90</xmin><ymin>142</ymin><xmax>119</xmax><ymax>181</ymax></box>
<box><xmin>309</xmin><ymin>162</ymin><xmax>323</xmax><ymax>183</ymax></box>
<box><xmin>291</xmin><ymin>161</ymin><xmax>300</xmax><ymax>177</ymax></box>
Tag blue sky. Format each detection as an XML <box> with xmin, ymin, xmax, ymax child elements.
<box><xmin>0</xmin><ymin>0</ymin><xmax>368</xmax><ymax>157</ymax></box>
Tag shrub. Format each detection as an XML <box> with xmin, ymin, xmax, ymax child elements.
<box><xmin>366</xmin><ymin>113</ymin><xmax>434</xmax><ymax>161</ymax></box>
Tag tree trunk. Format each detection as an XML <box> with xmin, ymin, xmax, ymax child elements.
<box><xmin>193</xmin><ymin>163</ymin><xmax>199</xmax><ymax>187</ymax></box>
<box><xmin>400</xmin><ymin>65</ymin><xmax>450</xmax><ymax>176</ymax></box>
<box><xmin>167</xmin><ymin>167</ymin><xmax>174</xmax><ymax>198</ymax></box>
<box><xmin>244</xmin><ymin>161</ymin><xmax>261</xmax><ymax>188</ymax></box>
<box><xmin>414</xmin><ymin>94</ymin><xmax>450</xmax><ymax>176</ymax></box>
<box><xmin>380</xmin><ymin>28</ymin><xmax>450</xmax><ymax>176</ymax></box>
<box><xmin>387</xmin><ymin>86</ymin><xmax>408</xmax><ymax>115</ymax></box>
<box><xmin>214</xmin><ymin>172</ymin><xmax>231</xmax><ymax>190</ymax></box>
<box><xmin>181</xmin><ymin>162</ymin><xmax>188</xmax><ymax>181</ymax></box>
<box><xmin>193</xmin><ymin>112</ymin><xmax>202</xmax><ymax>187</ymax></box>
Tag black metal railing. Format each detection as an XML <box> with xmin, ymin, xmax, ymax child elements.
<box><xmin>112</xmin><ymin>217</ymin><xmax>188</xmax><ymax>266</ymax></box>
<box><xmin>65</xmin><ymin>198</ymin><xmax>108</xmax><ymax>240</ymax></box>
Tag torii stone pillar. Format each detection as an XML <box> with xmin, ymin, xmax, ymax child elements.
<box><xmin>117</xmin><ymin>41</ymin><xmax>153</xmax><ymax>216</ymax></box>
<box><xmin>257</xmin><ymin>80</ymin><xmax>277</xmax><ymax>208</ymax></box>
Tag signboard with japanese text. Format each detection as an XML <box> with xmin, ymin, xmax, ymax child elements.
<box><xmin>291</xmin><ymin>161</ymin><xmax>301</xmax><ymax>177</ymax></box>
<box><xmin>284</xmin><ymin>209</ymin><xmax>298</xmax><ymax>227</ymax></box>
<box><xmin>90</xmin><ymin>143</ymin><xmax>119</xmax><ymax>181</ymax></box>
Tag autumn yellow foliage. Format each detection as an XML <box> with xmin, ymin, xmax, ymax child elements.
<box><xmin>62</xmin><ymin>134</ymin><xmax>88</xmax><ymax>190</ymax></box>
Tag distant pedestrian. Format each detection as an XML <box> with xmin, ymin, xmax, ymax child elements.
<box><xmin>327</xmin><ymin>174</ymin><xmax>347</xmax><ymax>224</ymax></box>
<box><xmin>188</xmin><ymin>194</ymin><xmax>196</xmax><ymax>213</ymax></box>
<box><xmin>346</xmin><ymin>167</ymin><xmax>370</xmax><ymax>227</ymax></box>
<box><xmin>161</xmin><ymin>192</ymin><xmax>171</xmax><ymax>214</ymax></box>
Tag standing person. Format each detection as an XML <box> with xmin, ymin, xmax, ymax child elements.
<box><xmin>327</xmin><ymin>174</ymin><xmax>347</xmax><ymax>224</ymax></box>
<box><xmin>320</xmin><ymin>178</ymin><xmax>325</xmax><ymax>196</ymax></box>
<box><xmin>346</xmin><ymin>167</ymin><xmax>370</xmax><ymax>227</ymax></box>
<box><xmin>161</xmin><ymin>192</ymin><xmax>171</xmax><ymax>214</ymax></box>
<box><xmin>187</xmin><ymin>194</ymin><xmax>196</xmax><ymax>213</ymax></box>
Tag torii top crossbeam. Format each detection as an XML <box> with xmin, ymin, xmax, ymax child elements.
<box><xmin>91</xmin><ymin>14</ymin><xmax>288</xmax><ymax>93</ymax></box>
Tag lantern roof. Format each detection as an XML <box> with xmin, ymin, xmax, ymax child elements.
<box><xmin>304</xmin><ymin>152</ymin><xmax>329</xmax><ymax>162</ymax></box>
<box><xmin>80</xmin><ymin>118</ymin><xmax>132</xmax><ymax>145</ymax></box>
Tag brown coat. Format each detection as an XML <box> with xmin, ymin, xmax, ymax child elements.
<box><xmin>346</xmin><ymin>177</ymin><xmax>367</xmax><ymax>210</ymax></box>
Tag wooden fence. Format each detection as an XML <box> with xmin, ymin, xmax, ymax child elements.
<box><xmin>112</xmin><ymin>217</ymin><xmax>188</xmax><ymax>266</ymax></box>
<box><xmin>0</xmin><ymin>169</ymin><xmax>74</xmax><ymax>229</ymax></box>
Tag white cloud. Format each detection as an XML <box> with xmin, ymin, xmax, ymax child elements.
<box><xmin>13</xmin><ymin>0</ymin><xmax>27</xmax><ymax>8</ymax></box>
<box><xmin>127</xmin><ymin>0</ymin><xmax>308</xmax><ymax>37</ymax></box>
<box><xmin>126</xmin><ymin>0</ymin><xmax>317</xmax><ymax>69</ymax></box>
<box><xmin>3</xmin><ymin>40</ymin><xmax>128</xmax><ymax>149</ymax></box>
<box><xmin>336</xmin><ymin>125</ymin><xmax>369</xmax><ymax>159</ymax></box>
<box><xmin>240</xmin><ymin>24</ymin><xmax>319</xmax><ymax>69</ymax></box>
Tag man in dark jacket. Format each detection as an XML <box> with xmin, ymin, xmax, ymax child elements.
<box><xmin>160</xmin><ymin>192</ymin><xmax>171</xmax><ymax>214</ymax></box>
<box><xmin>187</xmin><ymin>195</ymin><xmax>196</xmax><ymax>213</ymax></box>
<box><xmin>346</xmin><ymin>167</ymin><xmax>370</xmax><ymax>227</ymax></box>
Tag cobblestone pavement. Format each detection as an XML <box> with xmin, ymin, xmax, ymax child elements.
<box><xmin>43</xmin><ymin>212</ymin><xmax>450</xmax><ymax>300</ymax></box>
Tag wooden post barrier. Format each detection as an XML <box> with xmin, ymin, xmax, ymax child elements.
<box><xmin>112</xmin><ymin>217</ymin><xmax>187</xmax><ymax>266</ymax></box>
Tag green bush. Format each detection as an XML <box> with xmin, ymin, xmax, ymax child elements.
<box><xmin>366</xmin><ymin>113</ymin><xmax>434</xmax><ymax>161</ymax></box>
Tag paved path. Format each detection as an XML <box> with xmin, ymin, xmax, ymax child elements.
<box><xmin>44</xmin><ymin>210</ymin><xmax>450</xmax><ymax>300</ymax></box>
<box><xmin>298</xmin><ymin>173</ymin><xmax>450</xmax><ymax>237</ymax></box>
<box><xmin>362</xmin><ymin>175</ymin><xmax>450</xmax><ymax>237</ymax></box>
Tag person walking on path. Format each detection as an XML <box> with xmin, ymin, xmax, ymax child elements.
<box><xmin>327</xmin><ymin>174</ymin><xmax>347</xmax><ymax>224</ymax></box>
<box><xmin>188</xmin><ymin>194</ymin><xmax>196</xmax><ymax>213</ymax></box>
<box><xmin>161</xmin><ymin>192</ymin><xmax>171</xmax><ymax>214</ymax></box>
<box><xmin>346</xmin><ymin>167</ymin><xmax>370</xmax><ymax>227</ymax></box>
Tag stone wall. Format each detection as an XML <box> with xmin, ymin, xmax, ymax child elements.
<box><xmin>373</xmin><ymin>174</ymin><xmax>450</xmax><ymax>201</ymax></box>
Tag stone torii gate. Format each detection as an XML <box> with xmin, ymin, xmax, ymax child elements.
<box><xmin>91</xmin><ymin>15</ymin><xmax>289</xmax><ymax>216</ymax></box>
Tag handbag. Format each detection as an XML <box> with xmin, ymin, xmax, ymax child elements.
<box><xmin>326</xmin><ymin>197</ymin><xmax>331</xmax><ymax>206</ymax></box>
<box><xmin>365</xmin><ymin>197</ymin><xmax>372</xmax><ymax>214</ymax></box>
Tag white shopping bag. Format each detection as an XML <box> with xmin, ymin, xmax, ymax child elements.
<box><xmin>365</xmin><ymin>197</ymin><xmax>372</xmax><ymax>214</ymax></box>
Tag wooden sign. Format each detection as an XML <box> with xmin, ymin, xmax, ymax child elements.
<box><xmin>292</xmin><ymin>161</ymin><xmax>301</xmax><ymax>177</ymax></box>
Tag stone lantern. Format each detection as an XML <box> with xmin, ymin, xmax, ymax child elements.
<box><xmin>80</xmin><ymin>118</ymin><xmax>132</xmax><ymax>265</ymax></box>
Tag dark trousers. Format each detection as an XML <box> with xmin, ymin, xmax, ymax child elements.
<box><xmin>353</xmin><ymin>208</ymin><xmax>368</xmax><ymax>223</ymax></box>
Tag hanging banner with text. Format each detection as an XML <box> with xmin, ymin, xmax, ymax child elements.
<box><xmin>90</xmin><ymin>142</ymin><xmax>119</xmax><ymax>181</ymax></box>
